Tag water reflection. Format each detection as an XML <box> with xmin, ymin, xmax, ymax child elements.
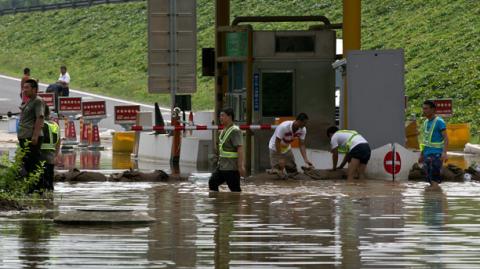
<box><xmin>79</xmin><ymin>151</ymin><xmax>101</xmax><ymax>170</ymax></box>
<box><xmin>2</xmin><ymin>180</ymin><xmax>480</xmax><ymax>268</ymax></box>
<box><xmin>18</xmin><ymin>218</ymin><xmax>55</xmax><ymax>269</ymax></box>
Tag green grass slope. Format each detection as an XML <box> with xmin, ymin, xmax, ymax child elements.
<box><xmin>0</xmin><ymin>0</ymin><xmax>478</xmax><ymax>130</ymax></box>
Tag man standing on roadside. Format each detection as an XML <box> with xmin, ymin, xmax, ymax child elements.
<box><xmin>268</xmin><ymin>113</ymin><xmax>313</xmax><ymax>178</ymax></box>
<box><xmin>419</xmin><ymin>100</ymin><xmax>449</xmax><ymax>187</ymax></box>
<box><xmin>20</xmin><ymin>67</ymin><xmax>30</xmax><ymax>104</ymax></box>
<box><xmin>209</xmin><ymin>108</ymin><xmax>245</xmax><ymax>192</ymax></box>
<box><xmin>18</xmin><ymin>79</ymin><xmax>45</xmax><ymax>179</ymax></box>
<box><xmin>40</xmin><ymin>105</ymin><xmax>60</xmax><ymax>191</ymax></box>
<box><xmin>57</xmin><ymin>65</ymin><xmax>70</xmax><ymax>96</ymax></box>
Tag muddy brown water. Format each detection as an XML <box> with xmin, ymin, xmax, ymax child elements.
<box><xmin>2</xmin><ymin>178</ymin><xmax>480</xmax><ymax>268</ymax></box>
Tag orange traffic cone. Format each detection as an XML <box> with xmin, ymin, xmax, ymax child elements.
<box><xmin>88</xmin><ymin>122</ymin><xmax>104</xmax><ymax>151</ymax></box>
<box><xmin>79</xmin><ymin>118</ymin><xmax>90</xmax><ymax>147</ymax></box>
<box><xmin>63</xmin><ymin>117</ymin><xmax>78</xmax><ymax>147</ymax></box>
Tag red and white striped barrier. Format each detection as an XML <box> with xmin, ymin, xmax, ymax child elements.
<box><xmin>131</xmin><ymin>124</ymin><xmax>278</xmax><ymax>132</ymax></box>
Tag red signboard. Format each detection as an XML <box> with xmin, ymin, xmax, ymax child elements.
<box><xmin>433</xmin><ymin>99</ymin><xmax>453</xmax><ymax>117</ymax></box>
<box><xmin>59</xmin><ymin>97</ymin><xmax>82</xmax><ymax>113</ymax></box>
<box><xmin>384</xmin><ymin>151</ymin><xmax>401</xmax><ymax>175</ymax></box>
<box><xmin>114</xmin><ymin>105</ymin><xmax>140</xmax><ymax>124</ymax></box>
<box><xmin>82</xmin><ymin>101</ymin><xmax>107</xmax><ymax>119</ymax></box>
<box><xmin>38</xmin><ymin>93</ymin><xmax>55</xmax><ymax>109</ymax></box>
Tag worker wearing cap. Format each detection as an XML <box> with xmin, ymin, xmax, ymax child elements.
<box><xmin>268</xmin><ymin>113</ymin><xmax>313</xmax><ymax>177</ymax></box>
<box><xmin>419</xmin><ymin>100</ymin><xmax>449</xmax><ymax>187</ymax></box>
<box><xmin>327</xmin><ymin>126</ymin><xmax>371</xmax><ymax>180</ymax></box>
<box><xmin>209</xmin><ymin>108</ymin><xmax>245</xmax><ymax>192</ymax></box>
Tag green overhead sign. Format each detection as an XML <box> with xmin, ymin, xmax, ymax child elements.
<box><xmin>226</xmin><ymin>32</ymin><xmax>248</xmax><ymax>57</ymax></box>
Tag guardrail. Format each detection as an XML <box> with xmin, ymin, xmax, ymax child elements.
<box><xmin>0</xmin><ymin>0</ymin><xmax>144</xmax><ymax>16</ymax></box>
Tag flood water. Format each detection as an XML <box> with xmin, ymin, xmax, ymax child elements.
<box><xmin>2</xmin><ymin>178</ymin><xmax>480</xmax><ymax>268</ymax></box>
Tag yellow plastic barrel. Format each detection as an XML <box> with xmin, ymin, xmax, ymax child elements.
<box><xmin>405</xmin><ymin>121</ymin><xmax>419</xmax><ymax>149</ymax></box>
<box><xmin>447</xmin><ymin>123</ymin><xmax>470</xmax><ymax>150</ymax></box>
<box><xmin>112</xmin><ymin>131</ymin><xmax>136</xmax><ymax>153</ymax></box>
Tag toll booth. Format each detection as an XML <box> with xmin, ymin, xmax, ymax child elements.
<box><xmin>217</xmin><ymin>22</ymin><xmax>337</xmax><ymax>172</ymax></box>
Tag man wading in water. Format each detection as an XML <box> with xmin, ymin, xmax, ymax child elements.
<box><xmin>419</xmin><ymin>100</ymin><xmax>449</xmax><ymax>187</ymax></box>
<box><xmin>209</xmin><ymin>108</ymin><xmax>245</xmax><ymax>192</ymax></box>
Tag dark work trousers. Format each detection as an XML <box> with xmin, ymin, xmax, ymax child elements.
<box><xmin>209</xmin><ymin>170</ymin><xmax>241</xmax><ymax>192</ymax></box>
<box><xmin>43</xmin><ymin>163</ymin><xmax>55</xmax><ymax>191</ymax></box>
<box><xmin>18</xmin><ymin>138</ymin><xmax>44</xmax><ymax>189</ymax></box>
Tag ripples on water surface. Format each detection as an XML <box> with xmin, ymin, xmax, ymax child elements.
<box><xmin>2</xmin><ymin>178</ymin><xmax>480</xmax><ymax>268</ymax></box>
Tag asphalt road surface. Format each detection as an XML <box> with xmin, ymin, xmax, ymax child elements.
<box><xmin>0</xmin><ymin>74</ymin><xmax>170</xmax><ymax>132</ymax></box>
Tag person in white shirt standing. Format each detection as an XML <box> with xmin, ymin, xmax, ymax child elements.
<box><xmin>57</xmin><ymin>65</ymin><xmax>70</xmax><ymax>96</ymax></box>
<box><xmin>268</xmin><ymin>113</ymin><xmax>313</xmax><ymax>177</ymax></box>
<box><xmin>327</xmin><ymin>126</ymin><xmax>371</xmax><ymax>180</ymax></box>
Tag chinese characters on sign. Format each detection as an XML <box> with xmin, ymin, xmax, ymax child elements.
<box><xmin>59</xmin><ymin>97</ymin><xmax>82</xmax><ymax>114</ymax></box>
<box><xmin>432</xmin><ymin>99</ymin><xmax>453</xmax><ymax>117</ymax></box>
<box><xmin>114</xmin><ymin>105</ymin><xmax>140</xmax><ymax>124</ymax></box>
<box><xmin>82</xmin><ymin>101</ymin><xmax>107</xmax><ymax>119</ymax></box>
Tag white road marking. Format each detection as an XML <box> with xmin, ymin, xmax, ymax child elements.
<box><xmin>0</xmin><ymin>74</ymin><xmax>169</xmax><ymax>111</ymax></box>
<box><xmin>0</xmin><ymin>98</ymin><xmax>10</xmax><ymax>101</ymax></box>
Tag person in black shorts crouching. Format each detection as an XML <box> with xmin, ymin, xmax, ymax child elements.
<box><xmin>327</xmin><ymin>126</ymin><xmax>371</xmax><ymax>180</ymax></box>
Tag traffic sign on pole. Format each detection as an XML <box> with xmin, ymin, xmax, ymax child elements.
<box><xmin>38</xmin><ymin>93</ymin><xmax>55</xmax><ymax>110</ymax></box>
<box><xmin>114</xmin><ymin>105</ymin><xmax>140</xmax><ymax>125</ymax></box>
<box><xmin>82</xmin><ymin>101</ymin><xmax>107</xmax><ymax>120</ymax></box>
<box><xmin>432</xmin><ymin>99</ymin><xmax>453</xmax><ymax>117</ymax></box>
<box><xmin>147</xmin><ymin>0</ymin><xmax>197</xmax><ymax>94</ymax></box>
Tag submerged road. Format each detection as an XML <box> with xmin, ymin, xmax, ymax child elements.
<box><xmin>0</xmin><ymin>74</ymin><xmax>170</xmax><ymax>131</ymax></box>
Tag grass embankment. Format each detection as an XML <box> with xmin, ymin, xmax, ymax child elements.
<box><xmin>0</xmin><ymin>1</ymin><xmax>478</xmax><ymax>130</ymax></box>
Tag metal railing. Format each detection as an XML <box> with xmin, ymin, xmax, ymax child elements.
<box><xmin>0</xmin><ymin>0</ymin><xmax>145</xmax><ymax>16</ymax></box>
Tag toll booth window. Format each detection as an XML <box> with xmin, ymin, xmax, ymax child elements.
<box><xmin>228</xmin><ymin>62</ymin><xmax>245</xmax><ymax>92</ymax></box>
<box><xmin>275</xmin><ymin>36</ymin><xmax>315</xmax><ymax>53</ymax></box>
<box><xmin>262</xmin><ymin>72</ymin><xmax>293</xmax><ymax>117</ymax></box>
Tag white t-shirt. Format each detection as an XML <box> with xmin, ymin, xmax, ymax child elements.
<box><xmin>269</xmin><ymin>121</ymin><xmax>306</xmax><ymax>152</ymax></box>
<box><xmin>330</xmin><ymin>131</ymin><xmax>368</xmax><ymax>152</ymax></box>
<box><xmin>58</xmin><ymin>72</ymin><xmax>71</xmax><ymax>84</ymax></box>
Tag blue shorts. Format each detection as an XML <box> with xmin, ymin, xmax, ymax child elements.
<box><xmin>424</xmin><ymin>153</ymin><xmax>442</xmax><ymax>183</ymax></box>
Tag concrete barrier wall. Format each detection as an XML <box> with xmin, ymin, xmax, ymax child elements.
<box><xmin>136</xmin><ymin>132</ymin><xmax>213</xmax><ymax>169</ymax></box>
<box><xmin>292</xmin><ymin>143</ymin><xmax>419</xmax><ymax>181</ymax></box>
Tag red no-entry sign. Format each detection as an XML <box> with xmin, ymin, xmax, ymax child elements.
<box><xmin>384</xmin><ymin>151</ymin><xmax>401</xmax><ymax>175</ymax></box>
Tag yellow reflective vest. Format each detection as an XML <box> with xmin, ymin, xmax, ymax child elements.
<box><xmin>41</xmin><ymin>121</ymin><xmax>60</xmax><ymax>151</ymax></box>
<box><xmin>219</xmin><ymin>125</ymin><xmax>239</xmax><ymax>159</ymax></box>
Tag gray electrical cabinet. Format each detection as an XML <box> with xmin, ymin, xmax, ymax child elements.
<box><xmin>344</xmin><ymin>49</ymin><xmax>405</xmax><ymax>148</ymax></box>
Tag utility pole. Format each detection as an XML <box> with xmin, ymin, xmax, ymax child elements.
<box><xmin>214</xmin><ymin>0</ymin><xmax>230</xmax><ymax>123</ymax></box>
<box><xmin>342</xmin><ymin>0</ymin><xmax>361</xmax><ymax>128</ymax></box>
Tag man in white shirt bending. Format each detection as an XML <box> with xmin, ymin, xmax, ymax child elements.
<box><xmin>327</xmin><ymin>126</ymin><xmax>371</xmax><ymax>180</ymax></box>
<box><xmin>268</xmin><ymin>113</ymin><xmax>313</xmax><ymax>177</ymax></box>
<box><xmin>57</xmin><ymin>65</ymin><xmax>70</xmax><ymax>96</ymax></box>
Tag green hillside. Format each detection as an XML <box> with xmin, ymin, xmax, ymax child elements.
<box><xmin>0</xmin><ymin>1</ymin><xmax>478</xmax><ymax>130</ymax></box>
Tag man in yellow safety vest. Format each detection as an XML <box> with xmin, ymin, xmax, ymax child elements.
<box><xmin>327</xmin><ymin>126</ymin><xmax>371</xmax><ymax>181</ymax></box>
<box><xmin>419</xmin><ymin>100</ymin><xmax>449</xmax><ymax>186</ymax></box>
<box><xmin>40</xmin><ymin>106</ymin><xmax>60</xmax><ymax>191</ymax></box>
<box><xmin>209</xmin><ymin>108</ymin><xmax>245</xmax><ymax>192</ymax></box>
